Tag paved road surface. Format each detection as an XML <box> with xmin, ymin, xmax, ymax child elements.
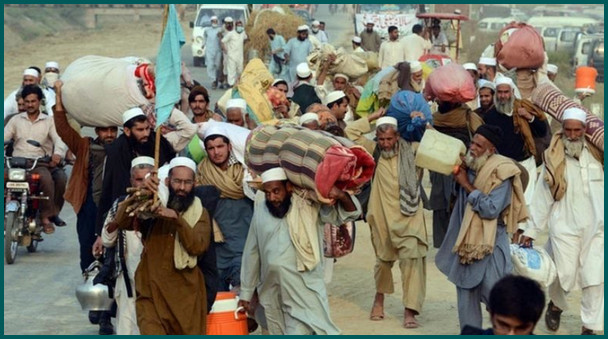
<box><xmin>3</xmin><ymin>5</ymin><xmax>354</xmax><ymax>335</ymax></box>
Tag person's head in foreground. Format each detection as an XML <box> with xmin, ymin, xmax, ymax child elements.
<box><xmin>261</xmin><ymin>167</ymin><xmax>293</xmax><ymax>219</ymax></box>
<box><xmin>488</xmin><ymin>275</ymin><xmax>545</xmax><ymax>335</ymax></box>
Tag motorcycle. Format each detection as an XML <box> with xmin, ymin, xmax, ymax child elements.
<box><xmin>4</xmin><ymin>140</ymin><xmax>50</xmax><ymax>264</ymax></box>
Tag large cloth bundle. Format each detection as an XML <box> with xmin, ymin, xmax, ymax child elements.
<box><xmin>423</xmin><ymin>63</ymin><xmax>476</xmax><ymax>104</ymax></box>
<box><xmin>510</xmin><ymin>244</ymin><xmax>557</xmax><ymax>288</ymax></box>
<box><xmin>532</xmin><ymin>83</ymin><xmax>604</xmax><ymax>152</ymax></box>
<box><xmin>495</xmin><ymin>23</ymin><xmax>545</xmax><ymax>70</ymax></box>
<box><xmin>61</xmin><ymin>55</ymin><xmax>151</xmax><ymax>127</ymax></box>
<box><xmin>307</xmin><ymin>44</ymin><xmax>368</xmax><ymax>80</ymax></box>
<box><xmin>356</xmin><ymin>66</ymin><xmax>397</xmax><ymax>118</ymax></box>
<box><xmin>246</xmin><ymin>125</ymin><xmax>375</xmax><ymax>199</ymax></box>
<box><xmin>235</xmin><ymin>58</ymin><xmax>275</xmax><ymax>124</ymax></box>
<box><xmin>386</xmin><ymin>90</ymin><xmax>432</xmax><ymax>142</ymax></box>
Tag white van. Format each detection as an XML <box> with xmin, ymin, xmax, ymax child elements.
<box><xmin>528</xmin><ymin>17</ymin><xmax>598</xmax><ymax>53</ymax></box>
<box><xmin>477</xmin><ymin>17</ymin><xmax>518</xmax><ymax>33</ymax></box>
<box><xmin>555</xmin><ymin>27</ymin><xmax>581</xmax><ymax>52</ymax></box>
<box><xmin>572</xmin><ymin>33</ymin><xmax>603</xmax><ymax>74</ymax></box>
<box><xmin>189</xmin><ymin>4</ymin><xmax>250</xmax><ymax>67</ymax></box>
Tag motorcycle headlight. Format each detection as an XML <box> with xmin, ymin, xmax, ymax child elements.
<box><xmin>8</xmin><ymin>168</ymin><xmax>26</xmax><ymax>181</ymax></box>
<box><xmin>195</xmin><ymin>36</ymin><xmax>204</xmax><ymax>44</ymax></box>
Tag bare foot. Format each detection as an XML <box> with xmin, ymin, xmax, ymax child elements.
<box><xmin>369</xmin><ymin>293</ymin><xmax>385</xmax><ymax>321</ymax></box>
<box><xmin>403</xmin><ymin>308</ymin><xmax>419</xmax><ymax>329</ymax></box>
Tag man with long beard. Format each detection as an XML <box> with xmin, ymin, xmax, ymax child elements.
<box><xmin>518</xmin><ymin>108</ymin><xmax>604</xmax><ymax>335</ymax></box>
<box><xmin>436</xmin><ymin>124</ymin><xmax>529</xmax><ymax>331</ymax></box>
<box><xmin>359</xmin><ymin>20</ymin><xmax>381</xmax><ymax>52</ymax></box>
<box><xmin>239</xmin><ymin>167</ymin><xmax>361</xmax><ymax>335</ymax></box>
<box><xmin>345</xmin><ymin>112</ymin><xmax>428</xmax><ymax>329</ymax></box>
<box><xmin>197</xmin><ymin>127</ymin><xmax>253</xmax><ymax>292</ymax></box>
<box><xmin>482</xmin><ymin>76</ymin><xmax>548</xmax><ymax>209</ymax></box>
<box><xmin>114</xmin><ymin>157</ymin><xmax>211</xmax><ymax>334</ymax></box>
<box><xmin>94</xmin><ymin>108</ymin><xmax>179</xmax><ymax>249</ymax></box>
<box><xmin>428</xmin><ymin>94</ymin><xmax>484</xmax><ymax>248</ymax></box>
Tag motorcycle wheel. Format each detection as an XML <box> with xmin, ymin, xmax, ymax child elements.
<box><xmin>4</xmin><ymin>211</ymin><xmax>19</xmax><ymax>264</ymax></box>
<box><xmin>26</xmin><ymin>239</ymin><xmax>38</xmax><ymax>253</ymax></box>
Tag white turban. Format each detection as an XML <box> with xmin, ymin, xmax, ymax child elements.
<box><xmin>479</xmin><ymin>57</ymin><xmax>497</xmax><ymax>66</ymax></box>
<box><xmin>297</xmin><ymin>25</ymin><xmax>309</xmax><ymax>32</ymax></box>
<box><xmin>261</xmin><ymin>167</ymin><xmax>287</xmax><ymax>183</ymax></box>
<box><xmin>23</xmin><ymin>68</ymin><xmax>40</xmax><ymax>78</ymax></box>
<box><xmin>122</xmin><ymin>107</ymin><xmax>146</xmax><ymax>125</ymax></box>
<box><xmin>410</xmin><ymin>61</ymin><xmax>422</xmax><ymax>73</ymax></box>
<box><xmin>463</xmin><ymin>63</ymin><xmax>478</xmax><ymax>72</ymax></box>
<box><xmin>377</xmin><ymin>116</ymin><xmax>398</xmax><ymax>127</ymax></box>
<box><xmin>169</xmin><ymin>157</ymin><xmax>197</xmax><ymax>174</ymax></box>
<box><xmin>333</xmin><ymin>73</ymin><xmax>349</xmax><ymax>81</ymax></box>
<box><xmin>352</xmin><ymin>36</ymin><xmax>362</xmax><ymax>44</ymax></box>
<box><xmin>478</xmin><ymin>79</ymin><xmax>495</xmax><ymax>92</ymax></box>
<box><xmin>562</xmin><ymin>108</ymin><xmax>587</xmax><ymax>125</ymax></box>
<box><xmin>299</xmin><ymin>112</ymin><xmax>319</xmax><ymax>125</ymax></box>
<box><xmin>547</xmin><ymin>64</ymin><xmax>558</xmax><ymax>74</ymax></box>
<box><xmin>45</xmin><ymin>61</ymin><xmax>59</xmax><ymax>70</ymax></box>
<box><xmin>226</xmin><ymin>98</ymin><xmax>247</xmax><ymax>111</ymax></box>
<box><xmin>494</xmin><ymin>75</ymin><xmax>521</xmax><ymax>99</ymax></box>
<box><xmin>131</xmin><ymin>156</ymin><xmax>155</xmax><ymax>169</ymax></box>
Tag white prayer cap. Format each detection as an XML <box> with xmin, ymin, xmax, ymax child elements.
<box><xmin>299</xmin><ymin>112</ymin><xmax>319</xmax><ymax>125</ymax></box>
<box><xmin>562</xmin><ymin>107</ymin><xmax>587</xmax><ymax>125</ymax></box>
<box><xmin>261</xmin><ymin>167</ymin><xmax>287</xmax><ymax>183</ymax></box>
<box><xmin>45</xmin><ymin>61</ymin><xmax>59</xmax><ymax>70</ymax></box>
<box><xmin>352</xmin><ymin>36</ymin><xmax>362</xmax><ymax>44</ymax></box>
<box><xmin>410</xmin><ymin>61</ymin><xmax>422</xmax><ymax>73</ymax></box>
<box><xmin>377</xmin><ymin>116</ymin><xmax>398</xmax><ymax>127</ymax></box>
<box><xmin>272</xmin><ymin>78</ymin><xmax>288</xmax><ymax>87</ymax></box>
<box><xmin>463</xmin><ymin>63</ymin><xmax>477</xmax><ymax>71</ymax></box>
<box><xmin>131</xmin><ymin>156</ymin><xmax>155</xmax><ymax>169</ymax></box>
<box><xmin>224</xmin><ymin>16</ymin><xmax>234</xmax><ymax>23</ymax></box>
<box><xmin>226</xmin><ymin>98</ymin><xmax>247</xmax><ymax>111</ymax></box>
<box><xmin>122</xmin><ymin>107</ymin><xmax>146</xmax><ymax>125</ymax></box>
<box><xmin>297</xmin><ymin>25</ymin><xmax>309</xmax><ymax>32</ymax></box>
<box><xmin>333</xmin><ymin>73</ymin><xmax>349</xmax><ymax>81</ymax></box>
<box><xmin>325</xmin><ymin>90</ymin><xmax>346</xmax><ymax>105</ymax></box>
<box><xmin>296</xmin><ymin>63</ymin><xmax>312</xmax><ymax>78</ymax></box>
<box><xmin>312</xmin><ymin>20</ymin><xmax>320</xmax><ymax>26</ymax></box>
<box><xmin>478</xmin><ymin>79</ymin><xmax>495</xmax><ymax>92</ymax></box>
<box><xmin>169</xmin><ymin>157</ymin><xmax>197</xmax><ymax>174</ymax></box>
<box><xmin>23</xmin><ymin>68</ymin><xmax>40</xmax><ymax>78</ymax></box>
<box><xmin>366</xmin><ymin>20</ymin><xmax>375</xmax><ymax>25</ymax></box>
<box><xmin>210</xmin><ymin>15</ymin><xmax>218</xmax><ymax>21</ymax></box>
<box><xmin>478</xmin><ymin>57</ymin><xmax>497</xmax><ymax>66</ymax></box>
<box><xmin>494</xmin><ymin>75</ymin><xmax>516</xmax><ymax>90</ymax></box>
<box><xmin>547</xmin><ymin>64</ymin><xmax>558</xmax><ymax>74</ymax></box>
<box><xmin>203</xmin><ymin>124</ymin><xmax>228</xmax><ymax>140</ymax></box>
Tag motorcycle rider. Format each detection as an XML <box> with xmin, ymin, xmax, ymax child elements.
<box><xmin>4</xmin><ymin>84</ymin><xmax>68</xmax><ymax>235</ymax></box>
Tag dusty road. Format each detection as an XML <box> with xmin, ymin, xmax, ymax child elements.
<box><xmin>4</xmin><ymin>4</ymin><xmax>592</xmax><ymax>335</ymax></box>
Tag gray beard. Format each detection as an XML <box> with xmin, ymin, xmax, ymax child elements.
<box><xmin>495</xmin><ymin>96</ymin><xmax>514</xmax><ymax>116</ymax></box>
<box><xmin>464</xmin><ymin>149</ymin><xmax>492</xmax><ymax>172</ymax></box>
<box><xmin>380</xmin><ymin>145</ymin><xmax>398</xmax><ymax>159</ymax></box>
<box><xmin>563</xmin><ymin>136</ymin><xmax>584</xmax><ymax>159</ymax></box>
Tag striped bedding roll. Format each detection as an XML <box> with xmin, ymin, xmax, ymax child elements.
<box><xmin>279</xmin><ymin>129</ymin><xmax>342</xmax><ymax>190</ymax></box>
<box><xmin>532</xmin><ymin>83</ymin><xmax>604</xmax><ymax>152</ymax></box>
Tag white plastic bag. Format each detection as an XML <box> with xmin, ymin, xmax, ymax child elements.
<box><xmin>510</xmin><ymin>244</ymin><xmax>557</xmax><ymax>288</ymax></box>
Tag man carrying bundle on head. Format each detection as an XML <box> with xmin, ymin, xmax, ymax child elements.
<box><xmin>239</xmin><ymin>167</ymin><xmax>361</xmax><ymax>335</ymax></box>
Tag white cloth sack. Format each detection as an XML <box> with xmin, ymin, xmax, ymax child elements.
<box><xmin>61</xmin><ymin>55</ymin><xmax>151</xmax><ymax>127</ymax></box>
<box><xmin>510</xmin><ymin>244</ymin><xmax>557</xmax><ymax>288</ymax></box>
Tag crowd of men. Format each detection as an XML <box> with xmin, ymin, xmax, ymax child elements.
<box><xmin>3</xmin><ymin>13</ymin><xmax>603</xmax><ymax>337</ymax></box>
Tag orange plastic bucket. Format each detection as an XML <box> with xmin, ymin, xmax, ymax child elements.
<box><xmin>575</xmin><ymin>66</ymin><xmax>598</xmax><ymax>94</ymax></box>
<box><xmin>206</xmin><ymin>292</ymin><xmax>249</xmax><ymax>335</ymax></box>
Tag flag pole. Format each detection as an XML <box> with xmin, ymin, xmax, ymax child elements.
<box><xmin>154</xmin><ymin>4</ymin><xmax>169</xmax><ymax>205</ymax></box>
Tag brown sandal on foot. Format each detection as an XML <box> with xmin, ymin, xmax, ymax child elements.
<box><xmin>545</xmin><ymin>301</ymin><xmax>562</xmax><ymax>331</ymax></box>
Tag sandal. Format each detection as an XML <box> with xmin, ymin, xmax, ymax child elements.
<box><xmin>545</xmin><ymin>301</ymin><xmax>562</xmax><ymax>331</ymax></box>
<box><xmin>404</xmin><ymin>319</ymin><xmax>420</xmax><ymax>329</ymax></box>
<box><xmin>582</xmin><ymin>327</ymin><xmax>596</xmax><ymax>335</ymax></box>
<box><xmin>43</xmin><ymin>223</ymin><xmax>55</xmax><ymax>235</ymax></box>
<box><xmin>369</xmin><ymin>304</ymin><xmax>384</xmax><ymax>321</ymax></box>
